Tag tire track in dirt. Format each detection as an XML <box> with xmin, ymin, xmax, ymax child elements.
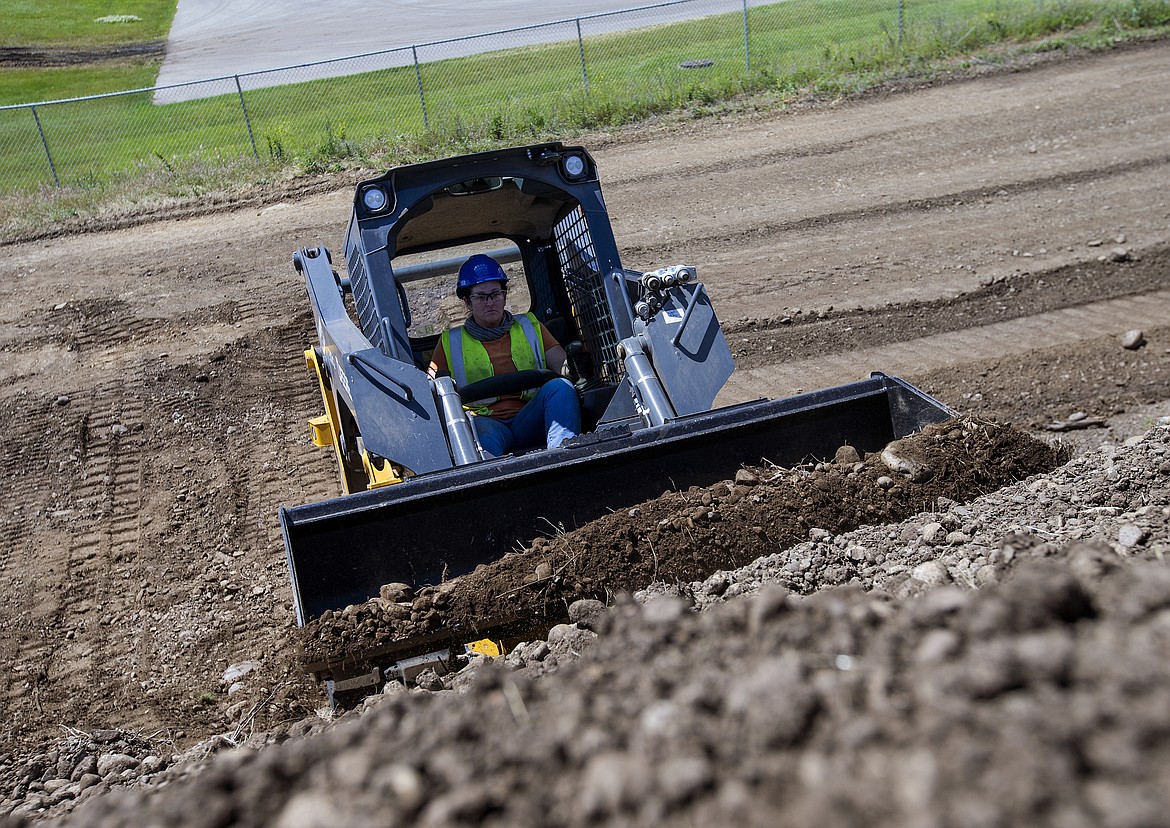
<box><xmin>230</xmin><ymin>320</ymin><xmax>337</xmax><ymax>558</ymax></box>
<box><xmin>0</xmin><ymin>369</ymin><xmax>151</xmax><ymax>731</ymax></box>
<box><xmin>604</xmin><ymin>42</ymin><xmax>1170</xmax><ymax>193</ymax></box>
<box><xmin>49</xmin><ymin>369</ymin><xmax>151</xmax><ymax>725</ymax></box>
<box><xmin>1</xmin><ymin>298</ymin><xmax>261</xmax><ymax>395</ymax></box>
<box><xmin>237</xmin><ymin>323</ymin><xmax>337</xmax><ymax>657</ymax></box>
<box><xmin>609</xmin><ymin>129</ymin><xmax>909</xmax><ymax>188</ymax></box>
<box><xmin>641</xmin><ymin>154</ymin><xmax>1170</xmax><ymax>255</ymax></box>
<box><xmin>720</xmin><ymin>288</ymin><xmax>1170</xmax><ymax>403</ymax></box>
<box><xmin>0</xmin><ymin>392</ymin><xmax>86</xmax><ymax>723</ymax></box>
<box><xmin>59</xmin><ymin>300</ymin><xmax>167</xmax><ymax>354</ymax></box>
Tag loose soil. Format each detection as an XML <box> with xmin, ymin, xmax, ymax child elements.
<box><xmin>300</xmin><ymin>418</ymin><xmax>1067</xmax><ymax>665</ymax></box>
<box><xmin>2</xmin><ymin>38</ymin><xmax>1170</xmax><ymax>827</ymax></box>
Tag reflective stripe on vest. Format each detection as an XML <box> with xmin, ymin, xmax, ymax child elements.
<box><xmin>441</xmin><ymin>313</ymin><xmax>546</xmax><ymax>414</ymax></box>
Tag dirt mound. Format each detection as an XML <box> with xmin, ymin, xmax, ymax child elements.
<box><xmin>14</xmin><ymin>424</ymin><xmax>1165</xmax><ymax>827</ymax></box>
<box><xmin>30</xmin><ymin>538</ymin><xmax>1170</xmax><ymax>828</ymax></box>
<box><xmin>301</xmin><ymin>418</ymin><xmax>1066</xmax><ymax>664</ymax></box>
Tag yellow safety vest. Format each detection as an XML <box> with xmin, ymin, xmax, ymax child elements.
<box><xmin>440</xmin><ymin>313</ymin><xmax>546</xmax><ymax>415</ymax></box>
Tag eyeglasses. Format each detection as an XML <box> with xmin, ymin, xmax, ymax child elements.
<box><xmin>468</xmin><ymin>289</ymin><xmax>507</xmax><ymax>304</ymax></box>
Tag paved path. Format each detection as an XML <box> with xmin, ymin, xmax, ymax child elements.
<box><xmin>155</xmin><ymin>0</ymin><xmax>732</xmax><ymax>100</ymax></box>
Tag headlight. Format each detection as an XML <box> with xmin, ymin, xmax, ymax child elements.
<box><xmin>561</xmin><ymin>153</ymin><xmax>587</xmax><ymax>181</ymax></box>
<box><xmin>361</xmin><ymin>186</ymin><xmax>388</xmax><ymax>212</ymax></box>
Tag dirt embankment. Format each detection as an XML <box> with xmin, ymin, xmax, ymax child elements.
<box><xmin>16</xmin><ymin>422</ymin><xmax>1170</xmax><ymax>828</ymax></box>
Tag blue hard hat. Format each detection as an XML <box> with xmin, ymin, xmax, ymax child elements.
<box><xmin>457</xmin><ymin>254</ymin><xmax>508</xmax><ymax>296</ymax></box>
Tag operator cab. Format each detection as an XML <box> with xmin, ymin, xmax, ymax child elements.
<box><xmin>342</xmin><ymin>145</ymin><xmax>636</xmax><ymax>432</ymax></box>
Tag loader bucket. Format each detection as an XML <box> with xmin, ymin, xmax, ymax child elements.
<box><xmin>281</xmin><ymin>373</ymin><xmax>952</xmax><ymax>625</ymax></box>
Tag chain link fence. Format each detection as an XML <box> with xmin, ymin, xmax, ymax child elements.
<box><xmin>0</xmin><ymin>0</ymin><xmax>1118</xmax><ymax>194</ymax></box>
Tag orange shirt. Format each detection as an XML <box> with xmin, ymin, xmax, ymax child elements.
<box><xmin>429</xmin><ymin>322</ymin><xmax>559</xmax><ymax>418</ymax></box>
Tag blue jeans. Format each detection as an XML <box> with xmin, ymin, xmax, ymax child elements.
<box><xmin>472</xmin><ymin>378</ymin><xmax>581</xmax><ymax>457</ymax></box>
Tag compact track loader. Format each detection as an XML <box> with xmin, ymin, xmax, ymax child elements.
<box><xmin>281</xmin><ymin>143</ymin><xmax>953</xmax><ymax>693</ymax></box>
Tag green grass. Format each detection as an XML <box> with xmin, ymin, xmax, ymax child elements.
<box><xmin>2</xmin><ymin>0</ymin><xmax>1169</xmax><ymax>241</ymax></box>
<box><xmin>0</xmin><ymin>0</ymin><xmax>176</xmax><ymax>47</ymax></box>
<box><xmin>0</xmin><ymin>64</ymin><xmax>159</xmax><ymax>106</ymax></box>
<box><xmin>0</xmin><ymin>0</ymin><xmax>177</xmax><ymax>106</ymax></box>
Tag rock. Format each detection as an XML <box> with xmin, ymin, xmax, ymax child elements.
<box><xmin>748</xmin><ymin>585</ymin><xmax>792</xmax><ymax>632</ymax></box>
<box><xmin>70</xmin><ymin>755</ymin><xmax>97</xmax><ymax>781</ymax></box>
<box><xmin>1117</xmin><ymin>524</ymin><xmax>1148</xmax><ymax>548</ymax></box>
<box><xmin>49</xmin><ymin>783</ymin><xmax>78</xmax><ymax>804</ymax></box>
<box><xmin>222</xmin><ymin>660</ymin><xmax>260</xmax><ymax>683</ymax></box>
<box><xmin>579</xmin><ymin>752</ymin><xmax>654</xmax><ymax>818</ymax></box>
<box><xmin>547</xmin><ymin>624</ymin><xmax>597</xmax><ymax>658</ymax></box>
<box><xmin>881</xmin><ymin>443</ymin><xmax>933</xmax><ymax>482</ymax></box>
<box><xmin>42</xmin><ymin>778</ymin><xmax>72</xmax><ymax>795</ymax></box>
<box><xmin>75</xmin><ymin>773</ymin><xmax>102</xmax><ymax>792</ymax></box>
<box><xmin>876</xmin><ymin>475</ymin><xmax>895</xmax><ymax>490</ymax></box>
<box><xmin>96</xmin><ymin>752</ymin><xmax>139</xmax><ymax>778</ymax></box>
<box><xmin>521</xmin><ymin>640</ymin><xmax>550</xmax><ymax>663</ymax></box>
<box><xmin>1109</xmin><ymin>246</ymin><xmax>1131</xmax><ymax>262</ymax></box>
<box><xmin>656</xmin><ymin>756</ymin><xmax>714</xmax><ymax>804</ymax></box>
<box><xmin>920</xmin><ymin>522</ymin><xmax>946</xmax><ymax>545</ymax></box>
<box><xmin>11</xmin><ymin>796</ymin><xmax>46</xmax><ymax>819</ymax></box>
<box><xmin>274</xmin><ymin>791</ymin><xmax>348</xmax><ymax>828</ymax></box>
<box><xmin>1119</xmin><ymin>329</ymin><xmax>1146</xmax><ymax>350</ymax></box>
<box><xmin>915</xmin><ymin>628</ymin><xmax>961</xmax><ymax>665</ymax></box>
<box><xmin>834</xmin><ymin>444</ymin><xmax>862</xmax><ymax>465</ymax></box>
<box><xmin>568</xmin><ymin>599</ymin><xmax>608</xmax><ymax>631</ymax></box>
<box><xmin>55</xmin><ymin>395</ymin><xmax>71</xmax><ymax>406</ymax></box>
<box><xmin>911</xmin><ymin>560</ymin><xmax>952</xmax><ymax>587</ymax></box>
<box><xmin>361</xmin><ymin>693</ymin><xmax>388</xmax><ymax>713</ymax></box>
<box><xmin>382</xmin><ymin>679</ymin><xmax>410</xmax><ymax>697</ymax></box>
<box><xmin>734</xmin><ymin>468</ymin><xmax>759</xmax><ymax>486</ymax></box>
<box><xmin>641</xmin><ymin>595</ymin><xmax>688</xmax><ymax>624</ymax></box>
<box><xmin>699</xmin><ymin>572</ymin><xmax>730</xmax><ymax>598</ymax></box>
<box><xmin>378</xmin><ymin>600</ymin><xmax>411</xmax><ymax>620</ymax></box>
<box><xmin>414</xmin><ymin>668</ymin><xmax>445</xmax><ymax>691</ymax></box>
<box><xmin>379</xmin><ymin>582</ymin><xmax>414</xmax><ymax>602</ymax></box>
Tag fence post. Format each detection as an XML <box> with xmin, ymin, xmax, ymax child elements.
<box><xmin>742</xmin><ymin>0</ymin><xmax>751</xmax><ymax>72</ymax></box>
<box><xmin>898</xmin><ymin>0</ymin><xmax>905</xmax><ymax>46</ymax></box>
<box><xmin>30</xmin><ymin>105</ymin><xmax>61</xmax><ymax>188</ymax></box>
<box><xmin>412</xmin><ymin>46</ymin><xmax>430</xmax><ymax>130</ymax></box>
<box><xmin>234</xmin><ymin>76</ymin><xmax>259</xmax><ymax>158</ymax></box>
<box><xmin>576</xmin><ymin>18</ymin><xmax>590</xmax><ymax>95</ymax></box>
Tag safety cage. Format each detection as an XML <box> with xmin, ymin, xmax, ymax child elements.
<box><xmin>339</xmin><ymin>143</ymin><xmax>631</xmax><ymax>427</ymax></box>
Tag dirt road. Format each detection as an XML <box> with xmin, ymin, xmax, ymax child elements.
<box><xmin>2</xmin><ymin>38</ymin><xmax>1169</xmax><ymax>816</ymax></box>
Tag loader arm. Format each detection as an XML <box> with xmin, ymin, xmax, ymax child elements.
<box><xmin>295</xmin><ymin>245</ymin><xmax>467</xmax><ymax>478</ymax></box>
